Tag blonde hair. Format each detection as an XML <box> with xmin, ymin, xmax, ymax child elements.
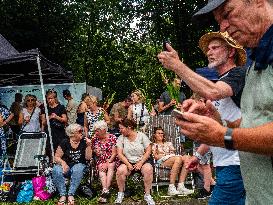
<box><xmin>23</xmin><ymin>94</ymin><xmax>37</xmax><ymax>108</ymax></box>
<box><xmin>89</xmin><ymin>95</ymin><xmax>98</xmax><ymax>104</ymax></box>
<box><xmin>131</xmin><ymin>89</ymin><xmax>145</xmax><ymax>103</ymax></box>
<box><xmin>65</xmin><ymin>123</ymin><xmax>82</xmax><ymax>138</ymax></box>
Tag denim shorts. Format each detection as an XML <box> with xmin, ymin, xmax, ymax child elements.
<box><xmin>209</xmin><ymin>165</ymin><xmax>246</xmax><ymax>205</ymax></box>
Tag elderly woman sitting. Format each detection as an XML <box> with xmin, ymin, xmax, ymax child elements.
<box><xmin>115</xmin><ymin>118</ymin><xmax>155</xmax><ymax>205</ymax></box>
<box><xmin>92</xmin><ymin>120</ymin><xmax>119</xmax><ymax>203</ymax></box>
<box><xmin>52</xmin><ymin>123</ymin><xmax>92</xmax><ymax>205</ymax></box>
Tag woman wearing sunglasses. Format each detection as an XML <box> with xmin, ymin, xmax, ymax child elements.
<box><xmin>18</xmin><ymin>94</ymin><xmax>45</xmax><ymax>133</ymax></box>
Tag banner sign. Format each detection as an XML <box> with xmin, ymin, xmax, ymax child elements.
<box><xmin>0</xmin><ymin>83</ymin><xmax>86</xmax><ymax>109</ymax></box>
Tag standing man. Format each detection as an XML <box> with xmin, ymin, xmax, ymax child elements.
<box><xmin>63</xmin><ymin>89</ymin><xmax>77</xmax><ymax>125</ymax></box>
<box><xmin>161</xmin><ymin>31</ymin><xmax>246</xmax><ymax>204</ymax></box>
<box><xmin>109</xmin><ymin>96</ymin><xmax>132</xmax><ymax>135</ymax></box>
<box><xmin>159</xmin><ymin>0</ymin><xmax>273</xmax><ymax>204</ymax></box>
<box><xmin>158</xmin><ymin>77</ymin><xmax>186</xmax><ymax>115</ymax></box>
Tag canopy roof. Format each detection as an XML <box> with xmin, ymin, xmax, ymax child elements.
<box><xmin>0</xmin><ymin>34</ymin><xmax>73</xmax><ymax>87</ymax></box>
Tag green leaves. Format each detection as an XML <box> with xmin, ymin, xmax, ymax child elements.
<box><xmin>0</xmin><ymin>0</ymin><xmax>215</xmax><ymax>102</ymax></box>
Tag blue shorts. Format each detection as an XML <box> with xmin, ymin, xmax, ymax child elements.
<box><xmin>209</xmin><ymin>165</ymin><xmax>246</xmax><ymax>205</ymax></box>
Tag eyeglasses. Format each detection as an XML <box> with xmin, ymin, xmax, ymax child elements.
<box><xmin>75</xmin><ymin>129</ymin><xmax>83</xmax><ymax>134</ymax></box>
<box><xmin>27</xmin><ymin>99</ymin><xmax>35</xmax><ymax>102</ymax></box>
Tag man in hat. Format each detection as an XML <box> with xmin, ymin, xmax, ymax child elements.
<box><xmin>160</xmin><ymin>32</ymin><xmax>246</xmax><ymax>204</ymax></box>
<box><xmin>159</xmin><ymin>0</ymin><xmax>273</xmax><ymax>204</ymax></box>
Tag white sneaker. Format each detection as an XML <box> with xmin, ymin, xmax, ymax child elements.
<box><xmin>115</xmin><ymin>192</ymin><xmax>124</xmax><ymax>204</ymax></box>
<box><xmin>168</xmin><ymin>185</ymin><xmax>179</xmax><ymax>196</ymax></box>
<box><xmin>177</xmin><ymin>186</ymin><xmax>194</xmax><ymax>195</ymax></box>
<box><xmin>144</xmin><ymin>194</ymin><xmax>155</xmax><ymax>205</ymax></box>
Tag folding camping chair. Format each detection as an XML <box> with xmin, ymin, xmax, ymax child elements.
<box><xmin>146</xmin><ymin>115</ymin><xmax>195</xmax><ymax>195</ymax></box>
<box><xmin>1</xmin><ymin>132</ymin><xmax>47</xmax><ymax>183</ymax></box>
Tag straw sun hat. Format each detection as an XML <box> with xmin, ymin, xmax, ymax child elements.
<box><xmin>199</xmin><ymin>31</ymin><xmax>247</xmax><ymax>66</ymax></box>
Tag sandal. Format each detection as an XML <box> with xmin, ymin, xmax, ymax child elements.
<box><xmin>67</xmin><ymin>196</ymin><xmax>75</xmax><ymax>205</ymax></box>
<box><xmin>98</xmin><ymin>197</ymin><xmax>107</xmax><ymax>203</ymax></box>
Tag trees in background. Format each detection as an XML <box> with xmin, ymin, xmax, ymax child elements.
<box><xmin>0</xmin><ymin>0</ymin><xmax>215</xmax><ymax>102</ymax></box>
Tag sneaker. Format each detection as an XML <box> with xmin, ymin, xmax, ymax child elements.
<box><xmin>144</xmin><ymin>194</ymin><xmax>155</xmax><ymax>205</ymax></box>
<box><xmin>114</xmin><ymin>192</ymin><xmax>124</xmax><ymax>204</ymax></box>
<box><xmin>177</xmin><ymin>186</ymin><xmax>194</xmax><ymax>195</ymax></box>
<box><xmin>168</xmin><ymin>185</ymin><xmax>179</xmax><ymax>196</ymax></box>
<box><xmin>195</xmin><ymin>188</ymin><xmax>211</xmax><ymax>200</ymax></box>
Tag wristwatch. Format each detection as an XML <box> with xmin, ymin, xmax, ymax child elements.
<box><xmin>193</xmin><ymin>151</ymin><xmax>203</xmax><ymax>161</ymax></box>
<box><xmin>224</xmin><ymin>128</ymin><xmax>234</xmax><ymax>150</ymax></box>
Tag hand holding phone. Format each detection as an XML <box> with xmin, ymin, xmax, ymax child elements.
<box><xmin>171</xmin><ymin>109</ymin><xmax>185</xmax><ymax>120</ymax></box>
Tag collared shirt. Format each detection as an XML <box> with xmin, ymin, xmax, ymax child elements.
<box><xmin>250</xmin><ymin>24</ymin><xmax>273</xmax><ymax>70</ymax></box>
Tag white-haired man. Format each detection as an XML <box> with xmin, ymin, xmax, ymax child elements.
<box><xmin>159</xmin><ymin>31</ymin><xmax>246</xmax><ymax>204</ymax></box>
<box><xmin>159</xmin><ymin>0</ymin><xmax>273</xmax><ymax>204</ymax></box>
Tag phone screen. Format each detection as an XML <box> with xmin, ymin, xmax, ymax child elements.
<box><xmin>163</xmin><ymin>40</ymin><xmax>169</xmax><ymax>51</ymax></box>
<box><xmin>171</xmin><ymin>109</ymin><xmax>185</xmax><ymax>120</ymax></box>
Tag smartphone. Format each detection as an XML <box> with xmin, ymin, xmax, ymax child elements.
<box><xmin>163</xmin><ymin>39</ymin><xmax>170</xmax><ymax>51</ymax></box>
<box><xmin>171</xmin><ymin>109</ymin><xmax>185</xmax><ymax>120</ymax></box>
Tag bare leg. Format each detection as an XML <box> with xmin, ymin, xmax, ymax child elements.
<box><xmin>116</xmin><ymin>164</ymin><xmax>129</xmax><ymax>192</ymax></box>
<box><xmin>198</xmin><ymin>164</ymin><xmax>213</xmax><ymax>192</ymax></box>
<box><xmin>141</xmin><ymin>163</ymin><xmax>153</xmax><ymax>195</ymax></box>
<box><xmin>178</xmin><ymin>156</ymin><xmax>190</xmax><ymax>183</ymax></box>
<box><xmin>163</xmin><ymin>156</ymin><xmax>182</xmax><ymax>184</ymax></box>
<box><xmin>106</xmin><ymin>162</ymin><xmax>115</xmax><ymax>190</ymax></box>
<box><xmin>99</xmin><ymin>171</ymin><xmax>107</xmax><ymax>190</ymax></box>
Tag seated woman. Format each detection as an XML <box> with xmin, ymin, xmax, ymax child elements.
<box><xmin>92</xmin><ymin>120</ymin><xmax>119</xmax><ymax>203</ymax></box>
<box><xmin>52</xmin><ymin>123</ymin><xmax>92</xmax><ymax>205</ymax></box>
<box><xmin>115</xmin><ymin>118</ymin><xmax>155</xmax><ymax>205</ymax></box>
<box><xmin>152</xmin><ymin>127</ymin><xmax>194</xmax><ymax>196</ymax></box>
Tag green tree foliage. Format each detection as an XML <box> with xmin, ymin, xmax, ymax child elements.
<box><xmin>0</xmin><ymin>0</ymin><xmax>216</xmax><ymax>102</ymax></box>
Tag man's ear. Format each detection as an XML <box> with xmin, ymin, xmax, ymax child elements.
<box><xmin>228</xmin><ymin>47</ymin><xmax>236</xmax><ymax>59</ymax></box>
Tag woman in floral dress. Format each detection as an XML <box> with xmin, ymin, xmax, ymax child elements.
<box><xmin>0</xmin><ymin>103</ymin><xmax>14</xmax><ymax>167</ymax></box>
<box><xmin>91</xmin><ymin>120</ymin><xmax>119</xmax><ymax>203</ymax></box>
<box><xmin>84</xmin><ymin>95</ymin><xmax>110</xmax><ymax>138</ymax></box>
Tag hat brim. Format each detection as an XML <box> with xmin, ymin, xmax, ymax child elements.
<box><xmin>192</xmin><ymin>0</ymin><xmax>227</xmax><ymax>25</ymax></box>
<box><xmin>199</xmin><ymin>32</ymin><xmax>247</xmax><ymax>66</ymax></box>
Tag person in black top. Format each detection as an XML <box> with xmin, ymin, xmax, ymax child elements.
<box><xmin>46</xmin><ymin>89</ymin><xmax>68</xmax><ymax>151</ymax></box>
<box><xmin>52</xmin><ymin>123</ymin><xmax>92</xmax><ymax>205</ymax></box>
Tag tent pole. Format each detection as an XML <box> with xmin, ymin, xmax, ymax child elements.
<box><xmin>36</xmin><ymin>54</ymin><xmax>54</xmax><ymax>162</ymax></box>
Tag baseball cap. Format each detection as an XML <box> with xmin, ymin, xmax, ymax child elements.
<box><xmin>192</xmin><ymin>0</ymin><xmax>227</xmax><ymax>25</ymax></box>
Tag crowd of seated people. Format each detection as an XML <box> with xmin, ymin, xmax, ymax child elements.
<box><xmin>0</xmin><ymin>87</ymin><xmax>214</xmax><ymax>204</ymax></box>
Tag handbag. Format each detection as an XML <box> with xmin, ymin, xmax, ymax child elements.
<box><xmin>32</xmin><ymin>176</ymin><xmax>52</xmax><ymax>201</ymax></box>
<box><xmin>16</xmin><ymin>180</ymin><xmax>34</xmax><ymax>203</ymax></box>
